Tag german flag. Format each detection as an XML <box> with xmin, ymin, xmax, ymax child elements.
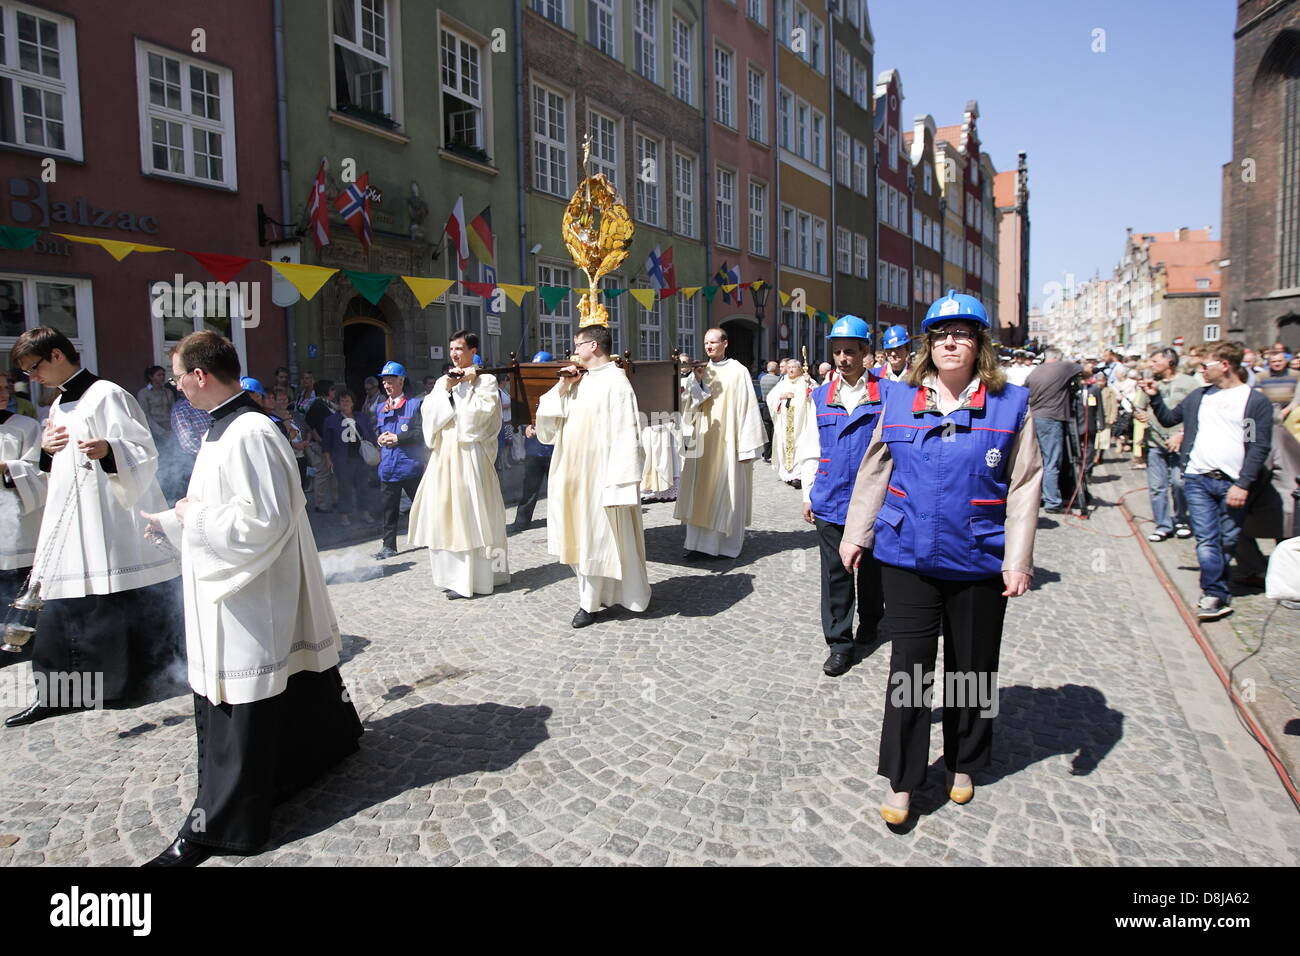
<box><xmin>467</xmin><ymin>206</ymin><xmax>494</xmax><ymax>268</ymax></box>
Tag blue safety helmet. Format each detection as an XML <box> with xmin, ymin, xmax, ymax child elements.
<box><xmin>826</xmin><ymin>314</ymin><xmax>871</xmax><ymax>341</ymax></box>
<box><xmin>472</xmin><ymin>354</ymin><xmax>483</xmax><ymax>365</ymax></box>
<box><xmin>882</xmin><ymin>324</ymin><xmax>910</xmax><ymax>350</ymax></box>
<box><xmin>239</xmin><ymin>376</ymin><xmax>265</xmax><ymax>396</ymax></box>
<box><xmin>378</xmin><ymin>360</ymin><xmax>407</xmax><ymax>378</ymax></box>
<box><xmin>921</xmin><ymin>290</ymin><xmax>989</xmax><ymax>332</ymax></box>
<box><xmin>532</xmin><ymin>351</ymin><xmax>554</xmax><ymax>362</ymax></box>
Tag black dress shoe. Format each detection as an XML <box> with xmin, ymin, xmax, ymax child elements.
<box><xmin>5</xmin><ymin>702</ymin><xmax>85</xmax><ymax>728</ymax></box>
<box><xmin>1044</xmin><ymin>505</ymin><xmax>1067</xmax><ymax>514</ymax></box>
<box><xmin>823</xmin><ymin>650</ymin><xmax>853</xmax><ymax>677</ymax></box>
<box><xmin>143</xmin><ymin>836</ymin><xmax>213</xmax><ymax>868</ymax></box>
<box><xmin>572</xmin><ymin>608</ymin><xmax>596</xmax><ymax>628</ymax></box>
<box><xmin>373</xmin><ymin>546</ymin><xmax>398</xmax><ymax>560</ymax></box>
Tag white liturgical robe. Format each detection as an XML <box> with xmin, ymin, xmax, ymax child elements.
<box><xmin>158</xmin><ymin>394</ymin><xmax>340</xmax><ymax>706</ymax></box>
<box><xmin>766</xmin><ymin>374</ymin><xmax>813</xmax><ymax>483</ymax></box>
<box><xmin>536</xmin><ymin>361</ymin><xmax>650</xmax><ymax>613</ymax></box>
<box><xmin>407</xmin><ymin>370</ymin><xmax>510</xmax><ymax>596</ymax></box>
<box><xmin>0</xmin><ymin>411</ymin><xmax>45</xmax><ymax>571</ymax></box>
<box><xmin>674</xmin><ymin>357</ymin><xmax>766</xmax><ymax>557</ymax></box>
<box><xmin>36</xmin><ymin>369</ymin><xmax>178</xmax><ymax>599</ymax></box>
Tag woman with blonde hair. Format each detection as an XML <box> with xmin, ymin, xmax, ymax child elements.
<box><xmin>839</xmin><ymin>292</ymin><xmax>1043</xmax><ymax>826</ymax></box>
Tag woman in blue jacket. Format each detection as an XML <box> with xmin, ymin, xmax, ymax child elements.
<box><xmin>839</xmin><ymin>292</ymin><xmax>1043</xmax><ymax>826</ymax></box>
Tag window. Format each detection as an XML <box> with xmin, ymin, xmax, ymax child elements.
<box><xmin>602</xmin><ymin>275</ymin><xmax>624</xmax><ymax>357</ymax></box>
<box><xmin>852</xmin><ymin>139</ymin><xmax>867</xmax><ymax>194</ymax></box>
<box><xmin>747</xmin><ymin>65</ymin><xmax>765</xmax><ymax>142</ymax></box>
<box><xmin>813</xmin><ymin>218</ymin><xmax>826</xmax><ymax>274</ymax></box>
<box><xmin>634</xmin><ymin>0</ymin><xmax>658</xmax><ymax>83</ymax></box>
<box><xmin>1205</xmin><ymin>296</ymin><xmax>1221</xmax><ymax>318</ymax></box>
<box><xmin>1282</xmin><ymin>47</ymin><xmax>1300</xmax><ymax>289</ymax></box>
<box><xmin>854</xmin><ymin>234</ymin><xmax>868</xmax><ymax>278</ymax></box>
<box><xmin>0</xmin><ymin>3</ymin><xmax>82</xmax><ymax>158</ymax></box>
<box><xmin>716</xmin><ymin>166</ymin><xmax>736</xmax><ymax>247</ymax></box>
<box><xmin>797</xmin><ymin>212</ymin><xmax>811</xmax><ymax>271</ymax></box>
<box><xmin>914</xmin><ymin>266</ymin><xmax>923</xmax><ymax>303</ymax></box>
<box><xmin>672</xmin><ymin>16</ymin><xmax>692</xmax><ymax>104</ymax></box>
<box><xmin>0</xmin><ymin>272</ymin><xmax>95</xmax><ymax>368</ymax></box>
<box><xmin>587</xmin><ymin>109</ymin><xmax>618</xmax><ymax>190</ymax></box>
<box><xmin>714</xmin><ymin>45</ymin><xmax>734</xmax><ymax>128</ymax></box>
<box><xmin>847</xmin><ymin>0</ymin><xmax>859</xmax><ymax>26</ymax></box>
<box><xmin>836</xmin><ymin>227</ymin><xmax>851</xmax><ymax>275</ymax></box>
<box><xmin>924</xmin><ymin>162</ymin><xmax>933</xmax><ymax>194</ymax></box>
<box><xmin>877</xmin><ymin>179</ymin><xmax>887</xmax><ymax>222</ymax></box>
<box><xmin>777</xmin><ymin>0</ymin><xmax>791</xmax><ymax>45</ymax></box>
<box><xmin>878</xmin><ymin>259</ymin><xmax>888</xmax><ymax>302</ymax></box>
<box><xmin>333</xmin><ymin>0</ymin><xmax>393</xmax><ymax>119</ymax></box>
<box><xmin>532</xmin><ymin>82</ymin><xmax>568</xmax><ymax>196</ymax></box>
<box><xmin>811</xmin><ymin>110</ymin><xmax>824</xmax><ymax>168</ymax></box>
<box><xmin>835</xmin><ymin>129</ymin><xmax>850</xmax><ymax>185</ymax></box>
<box><xmin>913</xmin><ymin>208</ymin><xmax>922</xmax><ymax>240</ymax></box>
<box><xmin>795</xmin><ymin>100</ymin><xmax>808</xmax><ymax>159</ymax></box>
<box><xmin>440</xmin><ymin>27</ymin><xmax>486</xmax><ymax>156</ymax></box>
<box><xmin>634</xmin><ymin>131</ymin><xmax>661</xmax><ymax>225</ymax></box>
<box><xmin>794</xmin><ymin>4</ymin><xmax>808</xmax><ymax>55</ymax></box>
<box><xmin>748</xmin><ymin>179</ymin><xmax>768</xmax><ymax>256</ymax></box>
<box><xmin>888</xmin><ymin>130</ymin><xmax>898</xmax><ymax>171</ymax></box>
<box><xmin>852</xmin><ymin>61</ymin><xmax>867</xmax><ymax>109</ymax></box>
<box><xmin>1195</xmin><ymin>278</ymin><xmax>1210</xmax><ymax>290</ymax></box>
<box><xmin>137</xmin><ymin>43</ymin><xmax>236</xmax><ymax>188</ymax></box>
<box><xmin>781</xmin><ymin>205</ymin><xmax>794</xmax><ymax>264</ymax></box>
<box><xmin>810</xmin><ymin>20</ymin><xmax>823</xmax><ymax>73</ymax></box>
<box><xmin>537</xmin><ymin>262</ymin><xmax>573</xmax><ymax>357</ymax></box>
<box><xmin>636</xmin><ymin>280</ymin><xmax>662</xmax><ymax>359</ymax></box>
<box><xmin>673</xmin><ymin>150</ymin><xmax>696</xmax><ymax>238</ymax></box>
<box><xmin>531</xmin><ymin>0</ymin><xmax>566</xmax><ymax>27</ymax></box>
<box><xmin>778</xmin><ymin>89</ymin><xmax>792</xmax><ymax>150</ymax></box>
<box><xmin>1203</xmin><ymin>324</ymin><xmax>1221</xmax><ymax>342</ymax></box>
<box><xmin>834</xmin><ymin>43</ymin><xmax>849</xmax><ymax>93</ymax></box>
<box><xmin>676</xmin><ymin>292</ymin><xmax>696</xmax><ymax>356</ymax></box>
<box><xmin>589</xmin><ymin>0</ymin><xmax>617</xmax><ymax>56</ymax></box>
<box><xmin>747</xmin><ymin>0</ymin><xmax>767</xmax><ymax>26</ymax></box>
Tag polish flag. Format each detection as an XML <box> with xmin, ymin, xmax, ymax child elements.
<box><xmin>445</xmin><ymin>195</ymin><xmax>469</xmax><ymax>272</ymax></box>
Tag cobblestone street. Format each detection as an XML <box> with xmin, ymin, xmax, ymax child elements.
<box><xmin>0</xmin><ymin>460</ymin><xmax>1297</xmax><ymax>867</ymax></box>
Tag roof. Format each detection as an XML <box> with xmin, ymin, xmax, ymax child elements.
<box><xmin>1146</xmin><ymin>238</ymin><xmax>1221</xmax><ymax>270</ymax></box>
<box><xmin>993</xmin><ymin>170</ymin><xmax>1017</xmax><ymax>208</ymax></box>
<box><xmin>935</xmin><ymin>124</ymin><xmax>963</xmax><ymax>149</ymax></box>
<box><xmin>1137</xmin><ymin>227</ymin><xmax>1213</xmax><ymax>244</ymax></box>
<box><xmin>1165</xmin><ymin>263</ymin><xmax>1221</xmax><ymax>295</ymax></box>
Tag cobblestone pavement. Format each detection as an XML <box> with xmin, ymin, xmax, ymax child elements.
<box><xmin>1</xmin><ymin>458</ymin><xmax>1297</xmax><ymax>867</ymax></box>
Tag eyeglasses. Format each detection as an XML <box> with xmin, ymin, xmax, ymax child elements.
<box><xmin>17</xmin><ymin>357</ymin><xmax>44</xmax><ymax>378</ymax></box>
<box><xmin>167</xmin><ymin>369</ymin><xmax>197</xmax><ymax>387</ymax></box>
<box><xmin>927</xmin><ymin>328</ymin><xmax>977</xmax><ymax>345</ymax></box>
<box><xmin>574</xmin><ymin>339</ymin><xmax>598</xmax><ymax>350</ymax></box>
<box><xmin>1198</xmin><ymin>360</ymin><xmax>1223</xmax><ymax>371</ymax></box>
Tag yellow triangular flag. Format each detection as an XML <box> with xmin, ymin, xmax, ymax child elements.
<box><xmin>498</xmin><ymin>283</ymin><xmax>535</xmax><ymax>307</ymax></box>
<box><xmin>679</xmin><ymin>286</ymin><xmax>701</xmax><ymax>299</ymax></box>
<box><xmin>265</xmin><ymin>261</ymin><xmax>338</xmax><ymax>301</ymax></box>
<box><xmin>752</xmin><ymin>279</ymin><xmax>766</xmax><ymax>291</ymax></box>
<box><xmin>57</xmin><ymin>233</ymin><xmax>172</xmax><ymax>261</ymax></box>
<box><xmin>805</xmin><ymin>304</ymin><xmax>816</xmax><ymax>317</ymax></box>
<box><xmin>401</xmin><ymin>276</ymin><xmax>456</xmax><ymax>308</ymax></box>
<box><xmin>721</xmin><ymin>283</ymin><xmax>737</xmax><ymax>294</ymax></box>
<box><xmin>778</xmin><ymin>290</ymin><xmax>791</xmax><ymax>306</ymax></box>
<box><xmin>629</xmin><ymin>288</ymin><xmax>658</xmax><ymax>311</ymax></box>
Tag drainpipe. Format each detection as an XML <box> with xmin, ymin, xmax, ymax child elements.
<box><xmin>825</xmin><ymin>0</ymin><xmax>836</xmax><ymax>362</ymax></box>
<box><xmin>772</xmin><ymin>12</ymin><xmax>782</xmax><ymax>361</ymax></box>
<box><xmin>515</xmin><ymin>0</ymin><xmax>529</xmax><ymax>358</ymax></box>
<box><xmin>273</xmin><ymin>0</ymin><xmax>297</xmax><ymax>376</ymax></box>
<box><xmin>700</xmin><ymin>0</ymin><xmax>712</xmax><ymax>333</ymax></box>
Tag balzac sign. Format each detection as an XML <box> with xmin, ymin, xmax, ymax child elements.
<box><xmin>6</xmin><ymin>177</ymin><xmax>159</xmax><ymax>233</ymax></box>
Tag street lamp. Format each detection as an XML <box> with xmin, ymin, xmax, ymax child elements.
<box><xmin>752</xmin><ymin>280</ymin><xmax>770</xmax><ymax>361</ymax></box>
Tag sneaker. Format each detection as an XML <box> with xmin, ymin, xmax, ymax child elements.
<box><xmin>1196</xmin><ymin>595</ymin><xmax>1233</xmax><ymax>622</ymax></box>
<box><xmin>1147</xmin><ymin>530</ymin><xmax>1171</xmax><ymax>542</ymax></box>
<box><xmin>1174</xmin><ymin>525</ymin><xmax>1193</xmax><ymax>539</ymax></box>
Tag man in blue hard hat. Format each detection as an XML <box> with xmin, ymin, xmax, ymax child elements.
<box><xmin>509</xmin><ymin>351</ymin><xmax>557</xmax><ymax>533</ymax></box>
<box><xmin>793</xmin><ymin>315</ymin><xmax>888</xmax><ymax>676</ymax></box>
<box><xmin>373</xmin><ymin>360</ymin><xmax>425</xmax><ymax>559</ymax></box>
<box><xmin>876</xmin><ymin>325</ymin><xmax>912</xmax><ymax>383</ymax></box>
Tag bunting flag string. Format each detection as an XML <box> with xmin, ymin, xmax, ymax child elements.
<box><xmin>628</xmin><ymin>288</ymin><xmax>658</xmax><ymax>311</ymax></box>
<box><xmin>266</xmin><ymin>261</ymin><xmax>337</xmax><ymax>301</ymax></box>
<box><xmin>602</xmin><ymin>287</ymin><xmax>628</xmax><ymax>300</ymax></box>
<box><xmin>779</xmin><ymin>290</ymin><xmax>791</xmax><ymax>306</ymax></box>
<box><xmin>538</xmin><ymin>286</ymin><xmax>570</xmax><ymax>312</ymax></box>
<box><xmin>679</xmin><ymin>286</ymin><xmax>701</xmax><ymax>299</ymax></box>
<box><xmin>56</xmin><ymin>234</ymin><xmax>172</xmax><ymax>261</ymax></box>
<box><xmin>0</xmin><ymin>226</ymin><xmax>39</xmax><ymax>250</ymax></box>
<box><xmin>342</xmin><ymin>269</ymin><xmax>394</xmax><ymax>306</ymax></box>
<box><xmin>498</xmin><ymin>283</ymin><xmax>534</xmax><ymax>306</ymax></box>
<box><xmin>184</xmin><ymin>250</ymin><xmax>255</xmax><ymax>284</ymax></box>
<box><xmin>701</xmin><ymin>286</ymin><xmax>719</xmax><ymax>303</ymax></box>
<box><xmin>461</xmin><ymin>280</ymin><xmax>495</xmax><ymax>300</ymax></box>
<box><xmin>402</xmin><ymin>276</ymin><xmax>456</xmax><ymax>308</ymax></box>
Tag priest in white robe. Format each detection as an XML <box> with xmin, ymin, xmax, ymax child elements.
<box><xmin>767</xmin><ymin>359</ymin><xmax>814</xmax><ymax>486</ymax></box>
<box><xmin>674</xmin><ymin>327</ymin><xmax>767</xmax><ymax>559</ymax></box>
<box><xmin>0</xmin><ymin>369</ymin><xmax>45</xmax><ymax>666</ymax></box>
<box><xmin>536</xmin><ymin>324</ymin><xmax>650</xmax><ymax>627</ymax></box>
<box><xmin>6</xmin><ymin>328</ymin><xmax>180</xmax><ymax>727</ymax></box>
<box><xmin>143</xmin><ymin>331</ymin><xmax>362</xmax><ymax>867</ymax></box>
<box><xmin>407</xmin><ymin>329</ymin><xmax>509</xmax><ymax>597</ymax></box>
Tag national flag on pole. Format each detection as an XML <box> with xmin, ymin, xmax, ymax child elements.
<box><xmin>467</xmin><ymin>205</ymin><xmax>494</xmax><ymax>268</ymax></box>
<box><xmin>445</xmin><ymin>196</ymin><xmax>469</xmax><ymax>272</ymax></box>
<box><xmin>661</xmin><ymin>246</ymin><xmax>676</xmax><ymax>290</ymax></box>
<box><xmin>334</xmin><ymin>172</ymin><xmax>371</xmax><ymax>250</ymax></box>
<box><xmin>714</xmin><ymin>263</ymin><xmax>732</xmax><ymax>303</ymax></box>
<box><xmin>729</xmin><ymin>263</ymin><xmax>743</xmax><ymax>304</ymax></box>
<box><xmin>645</xmin><ymin>245</ymin><xmax>667</xmax><ymax>289</ymax></box>
<box><xmin>308</xmin><ymin>160</ymin><xmax>331</xmax><ymax>248</ymax></box>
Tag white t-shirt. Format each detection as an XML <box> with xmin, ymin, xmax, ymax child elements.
<box><xmin>1005</xmin><ymin>365</ymin><xmax>1033</xmax><ymax>387</ymax></box>
<box><xmin>1186</xmin><ymin>384</ymin><xmax>1251</xmax><ymax>481</ymax></box>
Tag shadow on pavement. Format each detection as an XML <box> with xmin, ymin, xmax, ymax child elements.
<box><xmin>642</xmin><ymin>525</ymin><xmax>814</xmax><ymax>570</ymax></box>
<box><xmin>635</xmin><ymin>572</ymin><xmax>755</xmax><ymax>619</ymax></box>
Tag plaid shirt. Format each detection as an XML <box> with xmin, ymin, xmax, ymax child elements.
<box><xmin>918</xmin><ymin>374</ymin><xmax>982</xmax><ymax>414</ymax></box>
<box><xmin>171</xmin><ymin>395</ymin><xmax>213</xmax><ymax>454</ymax></box>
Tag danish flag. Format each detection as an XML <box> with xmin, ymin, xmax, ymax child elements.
<box><xmin>307</xmin><ymin>160</ymin><xmax>330</xmax><ymax>248</ymax></box>
<box><xmin>334</xmin><ymin>172</ymin><xmax>372</xmax><ymax>251</ymax></box>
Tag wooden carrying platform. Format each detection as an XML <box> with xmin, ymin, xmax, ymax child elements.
<box><xmin>494</xmin><ymin>355</ymin><xmax>685</xmax><ymax>426</ymax></box>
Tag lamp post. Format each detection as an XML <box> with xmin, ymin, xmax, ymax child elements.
<box><xmin>752</xmin><ymin>281</ymin><xmax>770</xmax><ymax>361</ymax></box>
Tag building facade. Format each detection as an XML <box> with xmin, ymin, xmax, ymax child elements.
<box><xmin>830</xmin><ymin>4</ymin><xmax>875</xmax><ymax>346</ymax></box>
<box><xmin>873</xmin><ymin>69</ymin><xmax>911</xmax><ymax>342</ymax></box>
<box><xmin>906</xmin><ymin>115</ymin><xmax>943</xmax><ymax>335</ymax></box>
<box><xmin>994</xmin><ymin>152</ymin><xmax>1030</xmax><ymax>346</ymax></box>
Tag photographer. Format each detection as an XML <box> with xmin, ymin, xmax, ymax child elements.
<box><xmin>1025</xmin><ymin>348</ymin><xmax>1083</xmax><ymax>514</ymax></box>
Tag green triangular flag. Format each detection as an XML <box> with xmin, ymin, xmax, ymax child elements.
<box><xmin>814</xmin><ymin>310</ymin><xmax>827</xmax><ymax>323</ymax></box>
<box><xmin>0</xmin><ymin>226</ymin><xmax>40</xmax><ymax>251</ymax></box>
<box><xmin>603</xmin><ymin>287</ymin><xmax>628</xmax><ymax>299</ymax></box>
<box><xmin>343</xmin><ymin>270</ymin><xmax>394</xmax><ymax>306</ymax></box>
<box><xmin>539</xmin><ymin>285</ymin><xmax>570</xmax><ymax>312</ymax></box>
<box><xmin>700</xmin><ymin>285</ymin><xmax>719</xmax><ymax>302</ymax></box>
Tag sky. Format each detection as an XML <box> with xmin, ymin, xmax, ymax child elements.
<box><xmin>868</xmin><ymin>0</ymin><xmax>1236</xmax><ymax>308</ymax></box>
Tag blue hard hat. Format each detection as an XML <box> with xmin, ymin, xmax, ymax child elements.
<box><xmin>472</xmin><ymin>354</ymin><xmax>483</xmax><ymax>365</ymax></box>
<box><xmin>379</xmin><ymin>360</ymin><xmax>407</xmax><ymax>378</ymax></box>
<box><xmin>240</xmin><ymin>376</ymin><xmax>265</xmax><ymax>396</ymax></box>
<box><xmin>882</xmin><ymin>324</ymin><xmax>910</xmax><ymax>350</ymax></box>
<box><xmin>827</xmin><ymin>314</ymin><xmax>871</xmax><ymax>340</ymax></box>
<box><xmin>532</xmin><ymin>351</ymin><xmax>554</xmax><ymax>362</ymax></box>
<box><xmin>922</xmin><ymin>290</ymin><xmax>989</xmax><ymax>332</ymax></box>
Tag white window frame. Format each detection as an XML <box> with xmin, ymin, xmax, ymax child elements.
<box><xmin>330</xmin><ymin>0</ymin><xmax>397</xmax><ymax>121</ymax></box>
<box><xmin>634</xmin><ymin>129</ymin><xmax>662</xmax><ymax>226</ymax></box>
<box><xmin>531</xmin><ymin>0</ymin><xmax>567</xmax><ymax>27</ymax></box>
<box><xmin>676</xmin><ymin>291</ymin><xmax>697</xmax><ymax>356</ymax></box>
<box><xmin>601</xmin><ymin>275</ymin><xmax>625</xmax><ymax>358</ymax></box>
<box><xmin>748</xmin><ymin>178</ymin><xmax>768</xmax><ymax>257</ymax></box>
<box><xmin>588</xmin><ymin>0</ymin><xmax>618</xmax><ymax>58</ymax></box>
<box><xmin>634</xmin><ymin>0</ymin><xmax>659</xmax><ymax>84</ymax></box>
<box><xmin>924</xmin><ymin>161</ymin><xmax>933</xmax><ymax>194</ymax></box>
<box><xmin>776</xmin><ymin>0</ymin><xmax>791</xmax><ymax>46</ymax></box>
<box><xmin>537</xmin><ymin>261</ymin><xmax>573</xmax><ymax>357</ymax></box>
<box><xmin>747</xmin><ymin>0</ymin><xmax>767</xmax><ymax>26</ymax></box>
<box><xmin>1205</xmin><ymin>296</ymin><xmax>1221</xmax><ymax>318</ymax></box>
<box><xmin>797</xmin><ymin>211</ymin><xmax>811</xmax><ymax>271</ymax></box>
<box><xmin>1203</xmin><ymin>323</ymin><xmax>1221</xmax><ymax>342</ymax></box>
<box><xmin>795</xmin><ymin>99</ymin><xmax>809</xmax><ymax>159</ymax></box>
<box><xmin>811</xmin><ymin>109</ymin><xmax>824</xmax><ymax>168</ymax></box>
<box><xmin>747</xmin><ymin>64</ymin><xmax>766</xmax><ymax>143</ymax></box>
<box><xmin>135</xmin><ymin>41</ymin><xmax>237</xmax><ymax>189</ymax></box>
<box><xmin>836</xmin><ymin>226</ymin><xmax>851</xmax><ymax>275</ymax></box>
<box><xmin>781</xmin><ymin>204</ymin><xmax>794</xmax><ymax>265</ymax></box>
<box><xmin>852</xmin><ymin>139</ymin><xmax>868</xmax><ymax>195</ymax></box>
<box><xmin>714</xmin><ymin>43</ymin><xmax>735</xmax><ymax>129</ymax></box>
<box><xmin>673</xmin><ymin>149</ymin><xmax>697</xmax><ymax>238</ymax></box>
<box><xmin>778</xmin><ymin>88</ymin><xmax>792</xmax><ymax>150</ymax></box>
<box><xmin>854</xmin><ymin>233</ymin><xmax>868</xmax><ymax>278</ymax></box>
<box><xmin>810</xmin><ymin>19</ymin><xmax>824</xmax><ymax>73</ymax></box>
<box><xmin>834</xmin><ymin>42</ymin><xmax>849</xmax><ymax>94</ymax></box>
<box><xmin>0</xmin><ymin>2</ymin><xmax>82</xmax><ymax>159</ymax></box>
<box><xmin>587</xmin><ymin>107</ymin><xmax>620</xmax><ymax>192</ymax></box>
<box><xmin>531</xmin><ymin>79</ymin><xmax>569</xmax><ymax>197</ymax></box>
<box><xmin>852</xmin><ymin>60</ymin><xmax>867</xmax><ymax>109</ymax></box>
<box><xmin>835</xmin><ymin>128</ymin><xmax>850</xmax><ymax>185</ymax></box>
<box><xmin>0</xmin><ymin>271</ymin><xmax>96</xmax><ymax>372</ymax></box>
<box><xmin>888</xmin><ymin>129</ymin><xmax>898</xmax><ymax>171</ymax></box>
<box><xmin>716</xmin><ymin>165</ymin><xmax>737</xmax><ymax>248</ymax></box>
<box><xmin>813</xmin><ymin>217</ymin><xmax>826</xmax><ymax>274</ymax></box>
<box><xmin>671</xmin><ymin>15</ymin><xmax>692</xmax><ymax>104</ymax></box>
<box><xmin>439</xmin><ymin>24</ymin><xmax>488</xmax><ymax>157</ymax></box>
<box><xmin>635</xmin><ymin>279</ymin><xmax>663</xmax><ymax>359</ymax></box>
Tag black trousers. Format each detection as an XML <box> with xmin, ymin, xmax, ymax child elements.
<box><xmin>877</xmin><ymin>564</ymin><xmax>1007</xmax><ymax>792</ymax></box>
<box><xmin>814</xmin><ymin>517</ymin><xmax>884</xmax><ymax>652</ymax></box>
<box><xmin>334</xmin><ymin>455</ymin><xmax>371</xmax><ymax>517</ymax></box>
<box><xmin>380</xmin><ymin>476</ymin><xmax>423</xmax><ymax>550</ymax></box>
<box><xmin>760</xmin><ymin>406</ymin><xmax>774</xmax><ymax>462</ymax></box>
<box><xmin>181</xmin><ymin>666</ymin><xmax>363</xmax><ymax>853</ymax></box>
<box><xmin>513</xmin><ymin>455</ymin><xmax>551</xmax><ymax>527</ymax></box>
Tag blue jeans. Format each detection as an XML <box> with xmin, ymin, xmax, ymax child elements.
<box><xmin>1183</xmin><ymin>473</ymin><xmax>1248</xmax><ymax>601</ymax></box>
<box><xmin>1034</xmin><ymin>418</ymin><xmax>1065</xmax><ymax>508</ymax></box>
<box><xmin>1146</xmin><ymin>447</ymin><xmax>1188</xmax><ymax>534</ymax></box>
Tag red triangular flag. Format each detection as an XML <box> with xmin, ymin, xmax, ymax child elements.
<box><xmin>461</xmin><ymin>280</ymin><xmax>495</xmax><ymax>299</ymax></box>
<box><xmin>658</xmin><ymin>287</ymin><xmax>678</xmax><ymax>300</ymax></box>
<box><xmin>184</xmin><ymin>250</ymin><xmax>254</xmax><ymax>284</ymax></box>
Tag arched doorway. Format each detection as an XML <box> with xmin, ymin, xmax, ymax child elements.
<box><xmin>343</xmin><ymin>302</ymin><xmax>393</xmax><ymax>401</ymax></box>
<box><xmin>720</xmin><ymin>318</ymin><xmax>757</xmax><ymax>372</ymax></box>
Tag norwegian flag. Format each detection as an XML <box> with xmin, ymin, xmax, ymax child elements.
<box><xmin>334</xmin><ymin>172</ymin><xmax>372</xmax><ymax>250</ymax></box>
<box><xmin>307</xmin><ymin>160</ymin><xmax>330</xmax><ymax>248</ymax></box>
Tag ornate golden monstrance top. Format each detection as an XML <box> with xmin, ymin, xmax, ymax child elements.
<box><xmin>562</xmin><ymin>133</ymin><xmax>634</xmax><ymax>328</ymax></box>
